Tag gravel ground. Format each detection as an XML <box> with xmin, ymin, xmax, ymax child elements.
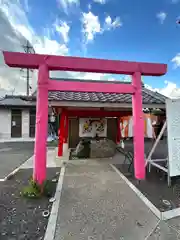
<box><xmin>114</xmin><ymin>137</ymin><xmax>180</xmax><ymax>211</ymax></box>
<box><xmin>0</xmin><ymin>167</ymin><xmax>60</xmax><ymax>240</ymax></box>
<box><xmin>115</xmin><ymin>163</ymin><xmax>180</xmax><ymax>211</ymax></box>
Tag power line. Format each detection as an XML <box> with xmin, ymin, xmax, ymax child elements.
<box><xmin>20</xmin><ymin>40</ymin><xmax>35</xmax><ymax>96</ymax></box>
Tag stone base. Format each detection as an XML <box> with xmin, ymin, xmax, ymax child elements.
<box><xmin>63</xmin><ymin>143</ymin><xmax>69</xmax><ymax>156</ymax></box>
<box><xmin>90</xmin><ymin>138</ymin><xmax>116</xmax><ymax>158</ymax></box>
<box><xmin>72</xmin><ymin>138</ymin><xmax>117</xmax><ymax>159</ymax></box>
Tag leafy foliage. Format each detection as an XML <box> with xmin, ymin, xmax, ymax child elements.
<box><xmin>21</xmin><ymin>177</ymin><xmax>55</xmax><ymax>199</ymax></box>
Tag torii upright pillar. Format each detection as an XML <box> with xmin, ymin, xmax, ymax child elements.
<box><xmin>58</xmin><ymin>110</ymin><xmax>66</xmax><ymax>157</ymax></box>
<box><xmin>132</xmin><ymin>72</ymin><xmax>145</xmax><ymax>179</ymax></box>
<box><xmin>33</xmin><ymin>64</ymin><xmax>49</xmax><ymax>184</ymax></box>
<box><xmin>64</xmin><ymin>115</ymin><xmax>69</xmax><ymax>144</ymax></box>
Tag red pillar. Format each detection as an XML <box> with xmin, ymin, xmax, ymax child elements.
<box><xmin>64</xmin><ymin>115</ymin><xmax>69</xmax><ymax>144</ymax></box>
<box><xmin>33</xmin><ymin>64</ymin><xmax>49</xmax><ymax>184</ymax></box>
<box><xmin>132</xmin><ymin>72</ymin><xmax>145</xmax><ymax>180</ymax></box>
<box><xmin>58</xmin><ymin>111</ymin><xmax>65</xmax><ymax>157</ymax></box>
<box><xmin>116</xmin><ymin>118</ymin><xmax>121</xmax><ymax>144</ymax></box>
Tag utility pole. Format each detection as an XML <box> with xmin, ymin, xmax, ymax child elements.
<box><xmin>21</xmin><ymin>40</ymin><xmax>35</xmax><ymax>96</ymax></box>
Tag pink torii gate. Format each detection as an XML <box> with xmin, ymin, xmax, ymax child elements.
<box><xmin>3</xmin><ymin>51</ymin><xmax>167</xmax><ymax>185</ymax></box>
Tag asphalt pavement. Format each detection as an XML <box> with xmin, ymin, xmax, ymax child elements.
<box><xmin>0</xmin><ymin>142</ymin><xmax>34</xmax><ymax>179</ymax></box>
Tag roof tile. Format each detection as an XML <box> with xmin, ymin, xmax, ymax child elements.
<box><xmin>48</xmin><ymin>87</ymin><xmax>166</xmax><ymax>104</ymax></box>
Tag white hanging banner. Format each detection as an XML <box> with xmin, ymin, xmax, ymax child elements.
<box><xmin>166</xmin><ymin>98</ymin><xmax>180</xmax><ymax>177</ymax></box>
<box><xmin>79</xmin><ymin>118</ymin><xmax>107</xmax><ymax>138</ymax></box>
<box><xmin>119</xmin><ymin>114</ymin><xmax>156</xmax><ymax>138</ymax></box>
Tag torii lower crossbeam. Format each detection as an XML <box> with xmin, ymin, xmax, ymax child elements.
<box><xmin>3</xmin><ymin>51</ymin><xmax>167</xmax><ymax>185</ymax></box>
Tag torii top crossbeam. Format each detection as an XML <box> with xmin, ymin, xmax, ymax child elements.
<box><xmin>2</xmin><ymin>51</ymin><xmax>167</xmax><ymax>185</ymax></box>
<box><xmin>3</xmin><ymin>51</ymin><xmax>167</xmax><ymax>76</ymax></box>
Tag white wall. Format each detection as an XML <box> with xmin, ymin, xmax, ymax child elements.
<box><xmin>0</xmin><ymin>109</ymin><xmax>11</xmax><ymax>140</ymax></box>
<box><xmin>0</xmin><ymin>108</ymin><xmax>32</xmax><ymax>141</ymax></box>
<box><xmin>22</xmin><ymin>109</ymin><xmax>29</xmax><ymax>138</ymax></box>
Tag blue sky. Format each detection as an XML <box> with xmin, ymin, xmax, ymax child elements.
<box><xmin>24</xmin><ymin>0</ymin><xmax>180</xmax><ymax>88</ymax></box>
<box><xmin>1</xmin><ymin>0</ymin><xmax>180</xmax><ymax>97</ymax></box>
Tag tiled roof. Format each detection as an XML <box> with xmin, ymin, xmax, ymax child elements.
<box><xmin>2</xmin><ymin>83</ymin><xmax>166</xmax><ymax>107</ymax></box>
<box><xmin>48</xmin><ymin>87</ymin><xmax>167</xmax><ymax>105</ymax></box>
<box><xmin>0</xmin><ymin>95</ymin><xmax>35</xmax><ymax>107</ymax></box>
<box><xmin>31</xmin><ymin>79</ymin><xmax>166</xmax><ymax>105</ymax></box>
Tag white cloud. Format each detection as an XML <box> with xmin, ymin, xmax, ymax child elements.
<box><xmin>1</xmin><ymin>0</ymin><xmax>34</xmax><ymax>42</ymax></box>
<box><xmin>33</xmin><ymin>37</ymin><xmax>68</xmax><ymax>55</ymax></box>
<box><xmin>77</xmin><ymin>72</ymin><xmax>107</xmax><ymax>80</ymax></box>
<box><xmin>156</xmin><ymin>11</ymin><xmax>167</xmax><ymax>24</ymax></box>
<box><xmin>0</xmin><ymin>1</ymin><xmax>118</xmax><ymax>96</ymax></box>
<box><xmin>172</xmin><ymin>53</ymin><xmax>180</xmax><ymax>68</ymax></box>
<box><xmin>88</xmin><ymin>4</ymin><xmax>92</xmax><ymax>10</ymax></box>
<box><xmin>81</xmin><ymin>11</ymin><xmax>122</xmax><ymax>44</ymax></box>
<box><xmin>171</xmin><ymin>0</ymin><xmax>179</xmax><ymax>3</ymax></box>
<box><xmin>23</xmin><ymin>0</ymin><xmax>30</xmax><ymax>12</ymax></box>
<box><xmin>81</xmin><ymin>11</ymin><xmax>101</xmax><ymax>42</ymax></box>
<box><xmin>50</xmin><ymin>71</ymin><xmax>113</xmax><ymax>81</ymax></box>
<box><xmin>0</xmin><ymin>0</ymin><xmax>122</xmax><ymax>96</ymax></box>
<box><xmin>105</xmin><ymin>16</ymin><xmax>122</xmax><ymax>29</ymax></box>
<box><xmin>93</xmin><ymin>0</ymin><xmax>106</xmax><ymax>4</ymax></box>
<box><xmin>54</xmin><ymin>20</ymin><xmax>70</xmax><ymax>43</ymax></box>
<box><xmin>0</xmin><ymin>0</ymin><xmax>69</xmax><ymax>96</ymax></box>
<box><xmin>57</xmin><ymin>0</ymin><xmax>79</xmax><ymax>13</ymax></box>
<box><xmin>145</xmin><ymin>81</ymin><xmax>180</xmax><ymax>99</ymax></box>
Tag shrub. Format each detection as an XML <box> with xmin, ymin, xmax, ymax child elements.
<box><xmin>21</xmin><ymin>177</ymin><xmax>55</xmax><ymax>199</ymax></box>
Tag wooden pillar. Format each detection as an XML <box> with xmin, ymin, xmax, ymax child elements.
<box><xmin>64</xmin><ymin>115</ymin><xmax>69</xmax><ymax>144</ymax></box>
<box><xmin>116</xmin><ymin>118</ymin><xmax>121</xmax><ymax>144</ymax></box>
<box><xmin>58</xmin><ymin>110</ymin><xmax>65</xmax><ymax>157</ymax></box>
<box><xmin>33</xmin><ymin>64</ymin><xmax>49</xmax><ymax>184</ymax></box>
<box><xmin>132</xmin><ymin>72</ymin><xmax>145</xmax><ymax>180</ymax></box>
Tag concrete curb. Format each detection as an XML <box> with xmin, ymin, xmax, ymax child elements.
<box><xmin>44</xmin><ymin>166</ymin><xmax>66</xmax><ymax>240</ymax></box>
<box><xmin>161</xmin><ymin>207</ymin><xmax>180</xmax><ymax>220</ymax></box>
<box><xmin>110</xmin><ymin>164</ymin><xmax>180</xmax><ymax>221</ymax></box>
<box><xmin>0</xmin><ymin>139</ymin><xmax>35</xmax><ymax>143</ymax></box>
